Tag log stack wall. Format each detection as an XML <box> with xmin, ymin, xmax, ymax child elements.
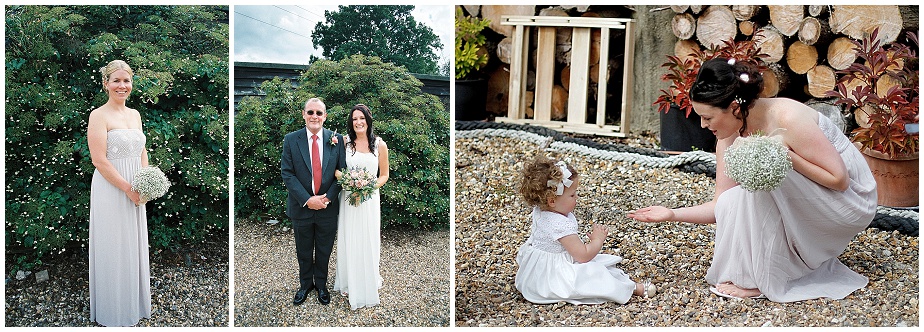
<box><xmin>667</xmin><ymin>4</ymin><xmax>917</xmax><ymax>128</ymax></box>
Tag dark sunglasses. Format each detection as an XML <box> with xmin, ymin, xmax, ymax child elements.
<box><xmin>304</xmin><ymin>110</ymin><xmax>325</xmax><ymax>116</ymax></box>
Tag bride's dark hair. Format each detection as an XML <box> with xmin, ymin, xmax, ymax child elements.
<box><xmin>346</xmin><ymin>104</ymin><xmax>377</xmax><ymax>156</ymax></box>
<box><xmin>690</xmin><ymin>57</ymin><xmax>763</xmax><ymax>136</ymax></box>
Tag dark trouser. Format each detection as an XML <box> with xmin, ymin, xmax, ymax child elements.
<box><xmin>292</xmin><ymin>215</ymin><xmax>337</xmax><ymax>290</ymax></box>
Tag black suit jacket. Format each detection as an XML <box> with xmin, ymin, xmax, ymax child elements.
<box><xmin>281</xmin><ymin>127</ymin><xmax>346</xmax><ymax>220</ymax></box>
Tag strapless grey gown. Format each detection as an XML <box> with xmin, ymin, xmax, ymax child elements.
<box><xmin>89</xmin><ymin>129</ymin><xmax>151</xmax><ymax>326</ymax></box>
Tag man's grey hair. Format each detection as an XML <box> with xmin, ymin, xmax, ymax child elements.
<box><xmin>304</xmin><ymin>97</ymin><xmax>326</xmax><ymax>111</ymax></box>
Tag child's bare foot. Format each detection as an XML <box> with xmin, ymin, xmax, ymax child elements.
<box><xmin>714</xmin><ymin>282</ymin><xmax>762</xmax><ymax>298</ymax></box>
<box><xmin>633</xmin><ymin>281</ymin><xmax>657</xmax><ymax>298</ymax></box>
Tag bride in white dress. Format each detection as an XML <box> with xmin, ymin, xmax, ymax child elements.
<box><xmin>334</xmin><ymin>104</ymin><xmax>390</xmax><ymax>310</ymax></box>
<box><xmin>629</xmin><ymin>58</ymin><xmax>876</xmax><ymax>302</ymax></box>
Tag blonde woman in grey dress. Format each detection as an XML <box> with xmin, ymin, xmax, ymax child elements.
<box><xmin>629</xmin><ymin>58</ymin><xmax>876</xmax><ymax>302</ymax></box>
<box><xmin>87</xmin><ymin>60</ymin><xmax>151</xmax><ymax>326</ymax></box>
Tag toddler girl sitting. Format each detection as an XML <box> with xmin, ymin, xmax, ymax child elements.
<box><xmin>515</xmin><ymin>156</ymin><xmax>655</xmax><ymax>304</ymax></box>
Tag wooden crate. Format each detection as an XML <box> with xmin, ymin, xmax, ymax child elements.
<box><xmin>497</xmin><ymin>16</ymin><xmax>637</xmax><ymax>137</ymax></box>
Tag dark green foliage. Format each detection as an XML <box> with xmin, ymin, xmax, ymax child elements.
<box><xmin>4</xmin><ymin>5</ymin><xmax>229</xmax><ymax>271</ymax></box>
<box><xmin>235</xmin><ymin>55</ymin><xmax>449</xmax><ymax>229</ymax></box>
<box><xmin>311</xmin><ymin>5</ymin><xmax>443</xmax><ymax>75</ymax></box>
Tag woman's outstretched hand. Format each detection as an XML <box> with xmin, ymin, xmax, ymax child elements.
<box><xmin>627</xmin><ymin>206</ymin><xmax>673</xmax><ymax>223</ymax></box>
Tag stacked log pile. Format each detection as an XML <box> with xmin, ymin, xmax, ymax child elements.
<box><xmin>668</xmin><ymin>4</ymin><xmax>917</xmax><ymax>106</ymax></box>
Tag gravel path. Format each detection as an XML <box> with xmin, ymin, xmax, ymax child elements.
<box><xmin>233</xmin><ymin>219</ymin><xmax>450</xmax><ymax>327</ymax></box>
<box><xmin>4</xmin><ymin>235</ymin><xmax>229</xmax><ymax>327</ymax></box>
<box><xmin>454</xmin><ymin>133</ymin><xmax>919</xmax><ymax>327</ymax></box>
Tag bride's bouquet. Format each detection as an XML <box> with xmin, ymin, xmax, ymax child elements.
<box><xmin>338</xmin><ymin>166</ymin><xmax>378</xmax><ymax>206</ymax></box>
<box><xmin>723</xmin><ymin>132</ymin><xmax>793</xmax><ymax>192</ymax></box>
<box><xmin>132</xmin><ymin>166</ymin><xmax>171</xmax><ymax>203</ymax></box>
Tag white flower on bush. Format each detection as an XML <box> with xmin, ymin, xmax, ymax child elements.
<box><xmin>723</xmin><ymin>132</ymin><xmax>793</xmax><ymax>192</ymax></box>
<box><xmin>132</xmin><ymin>166</ymin><xmax>171</xmax><ymax>202</ymax></box>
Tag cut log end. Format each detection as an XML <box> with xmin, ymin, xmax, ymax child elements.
<box><xmin>806</xmin><ymin>65</ymin><xmax>836</xmax><ymax>99</ymax></box>
<box><xmin>786</xmin><ymin>41</ymin><xmax>819</xmax><ymax>75</ymax></box>
<box><xmin>755</xmin><ymin>26</ymin><xmax>786</xmax><ymax>63</ymax></box>
<box><xmin>768</xmin><ymin>5</ymin><xmax>805</xmax><ymax>37</ymax></box>
<box><xmin>696</xmin><ymin>6</ymin><xmax>738</xmax><ymax>49</ymax></box>
<box><xmin>828</xmin><ymin>37</ymin><xmax>858</xmax><ymax>71</ymax></box>
<box><xmin>671</xmin><ymin>13</ymin><xmax>697</xmax><ymax>40</ymax></box>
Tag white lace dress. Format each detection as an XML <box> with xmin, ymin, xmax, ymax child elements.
<box><xmin>333</xmin><ymin>138</ymin><xmax>383</xmax><ymax>310</ymax></box>
<box><xmin>515</xmin><ymin>207</ymin><xmax>636</xmax><ymax>304</ymax></box>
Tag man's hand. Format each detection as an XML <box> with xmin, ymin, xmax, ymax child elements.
<box><xmin>305</xmin><ymin>194</ymin><xmax>329</xmax><ymax>210</ymax></box>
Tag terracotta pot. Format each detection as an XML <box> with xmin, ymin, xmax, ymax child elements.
<box><xmin>858</xmin><ymin>144</ymin><xmax>919</xmax><ymax>207</ymax></box>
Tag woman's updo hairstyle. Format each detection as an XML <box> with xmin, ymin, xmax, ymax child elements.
<box><xmin>100</xmin><ymin>60</ymin><xmax>133</xmax><ymax>90</ymax></box>
<box><xmin>690</xmin><ymin>58</ymin><xmax>763</xmax><ymax>135</ymax></box>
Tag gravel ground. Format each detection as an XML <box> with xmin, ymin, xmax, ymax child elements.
<box><xmin>233</xmin><ymin>219</ymin><xmax>450</xmax><ymax>327</ymax></box>
<box><xmin>454</xmin><ymin>133</ymin><xmax>919</xmax><ymax>327</ymax></box>
<box><xmin>4</xmin><ymin>235</ymin><xmax>229</xmax><ymax>327</ymax></box>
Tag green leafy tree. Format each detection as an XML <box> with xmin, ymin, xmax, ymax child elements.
<box><xmin>311</xmin><ymin>5</ymin><xmax>443</xmax><ymax>75</ymax></box>
<box><xmin>235</xmin><ymin>55</ymin><xmax>449</xmax><ymax>229</ymax></box>
<box><xmin>4</xmin><ymin>5</ymin><xmax>229</xmax><ymax>271</ymax></box>
<box><xmin>438</xmin><ymin>59</ymin><xmax>452</xmax><ymax>77</ymax></box>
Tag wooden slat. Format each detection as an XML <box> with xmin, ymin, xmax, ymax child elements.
<box><xmin>534</xmin><ymin>26</ymin><xmax>556</xmax><ymax>122</ymax></box>
<box><xmin>619</xmin><ymin>20</ymin><xmax>635</xmax><ymax>134</ymax></box>
<box><xmin>507</xmin><ymin>24</ymin><xmax>529</xmax><ymax>119</ymax></box>
<box><xmin>596</xmin><ymin>27</ymin><xmax>610</xmax><ymax>126</ymax></box>
<box><xmin>502</xmin><ymin>16</ymin><xmax>631</xmax><ymax>29</ymax></box>
<box><xmin>567</xmin><ymin>27</ymin><xmax>591</xmax><ymax>124</ymax></box>
<box><xmin>518</xmin><ymin>26</ymin><xmax>531</xmax><ymax>119</ymax></box>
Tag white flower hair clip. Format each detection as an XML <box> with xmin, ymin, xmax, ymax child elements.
<box><xmin>735</xmin><ymin>96</ymin><xmax>746</xmax><ymax>106</ymax></box>
<box><xmin>546</xmin><ymin>161</ymin><xmax>574</xmax><ymax>195</ymax></box>
<box><xmin>727</xmin><ymin>58</ymin><xmax>736</xmax><ymax>65</ymax></box>
<box><xmin>739</xmin><ymin>73</ymin><xmax>750</xmax><ymax>83</ymax></box>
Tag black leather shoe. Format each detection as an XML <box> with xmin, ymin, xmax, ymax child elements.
<box><xmin>293</xmin><ymin>284</ymin><xmax>314</xmax><ymax>305</ymax></box>
<box><xmin>317</xmin><ymin>286</ymin><xmax>331</xmax><ymax>305</ymax></box>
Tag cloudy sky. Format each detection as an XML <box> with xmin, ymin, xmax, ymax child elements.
<box><xmin>233</xmin><ymin>5</ymin><xmax>453</xmax><ymax>69</ymax></box>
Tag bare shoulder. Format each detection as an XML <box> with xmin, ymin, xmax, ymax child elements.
<box><xmin>131</xmin><ymin>107</ymin><xmax>143</xmax><ymax>125</ymax></box>
<box><xmin>88</xmin><ymin>105</ymin><xmax>105</xmax><ymax>118</ymax></box>
<box><xmin>376</xmin><ymin>136</ymin><xmax>388</xmax><ymax>150</ymax></box>
<box><xmin>87</xmin><ymin>106</ymin><xmax>108</xmax><ymax>127</ymax></box>
<box><xmin>770</xmin><ymin>98</ymin><xmax>817</xmax><ymax>126</ymax></box>
<box><xmin>716</xmin><ymin>136</ymin><xmax>735</xmax><ymax>154</ymax></box>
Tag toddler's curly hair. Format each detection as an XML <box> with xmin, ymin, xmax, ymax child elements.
<box><xmin>519</xmin><ymin>155</ymin><xmax>578</xmax><ymax>209</ymax></box>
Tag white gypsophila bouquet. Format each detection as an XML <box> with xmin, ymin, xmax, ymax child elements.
<box><xmin>723</xmin><ymin>132</ymin><xmax>793</xmax><ymax>192</ymax></box>
<box><xmin>132</xmin><ymin>166</ymin><xmax>170</xmax><ymax>202</ymax></box>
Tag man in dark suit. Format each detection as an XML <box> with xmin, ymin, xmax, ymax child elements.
<box><xmin>281</xmin><ymin>97</ymin><xmax>346</xmax><ymax>305</ymax></box>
